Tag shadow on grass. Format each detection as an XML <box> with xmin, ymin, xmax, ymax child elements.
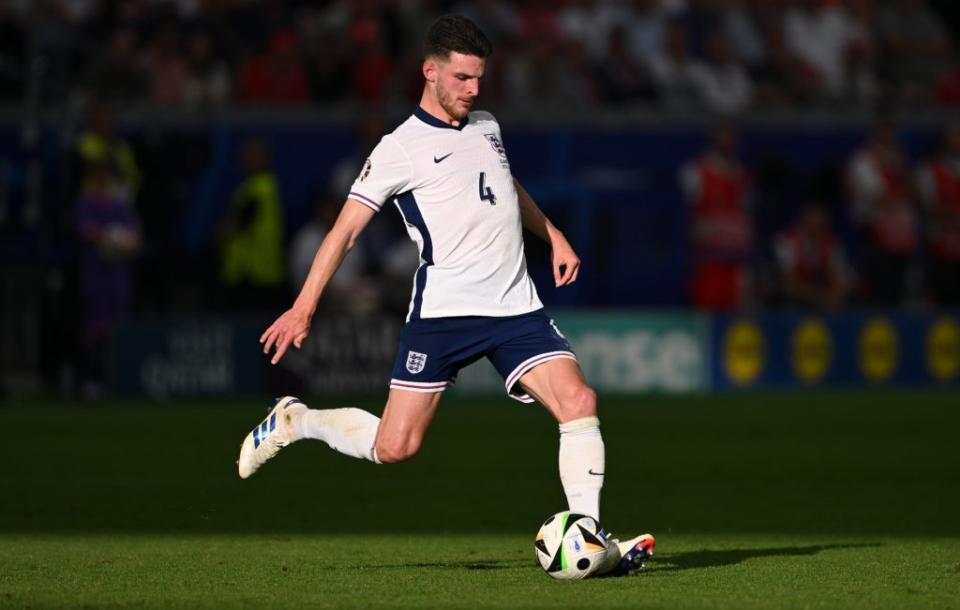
<box><xmin>650</xmin><ymin>543</ymin><xmax>880</xmax><ymax>574</ymax></box>
<box><xmin>334</xmin><ymin>559</ymin><xmax>532</xmax><ymax>571</ymax></box>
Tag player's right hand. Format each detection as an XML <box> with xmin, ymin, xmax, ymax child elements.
<box><xmin>260</xmin><ymin>307</ymin><xmax>312</xmax><ymax>365</ymax></box>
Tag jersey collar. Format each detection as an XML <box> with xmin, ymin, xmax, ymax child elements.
<box><xmin>414</xmin><ymin>106</ymin><xmax>469</xmax><ymax>131</ymax></box>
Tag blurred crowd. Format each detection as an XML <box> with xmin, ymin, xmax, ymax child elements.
<box><xmin>1</xmin><ymin>0</ymin><xmax>959</xmax><ymax>113</ymax></box>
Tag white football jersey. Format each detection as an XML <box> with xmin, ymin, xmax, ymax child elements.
<box><xmin>348</xmin><ymin>107</ymin><xmax>543</xmax><ymax>320</ymax></box>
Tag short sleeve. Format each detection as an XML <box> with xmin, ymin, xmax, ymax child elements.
<box><xmin>347</xmin><ymin>135</ymin><xmax>412</xmax><ymax>213</ymax></box>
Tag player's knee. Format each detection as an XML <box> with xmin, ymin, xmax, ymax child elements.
<box><xmin>560</xmin><ymin>385</ymin><xmax>597</xmax><ymax>422</ymax></box>
<box><xmin>375</xmin><ymin>436</ymin><xmax>422</xmax><ymax>463</ymax></box>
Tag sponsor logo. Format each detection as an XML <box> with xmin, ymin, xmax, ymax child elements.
<box><xmin>723</xmin><ymin>319</ymin><xmax>765</xmax><ymax>386</ymax></box>
<box><xmin>405</xmin><ymin>350</ymin><xmax>428</xmax><ymax>374</ymax></box>
<box><xmin>433</xmin><ymin>152</ymin><xmax>453</xmax><ymax>163</ymax></box>
<box><xmin>927</xmin><ymin>317</ymin><xmax>959</xmax><ymax>382</ymax></box>
<box><xmin>358</xmin><ymin>158</ymin><xmax>372</xmax><ymax>182</ymax></box>
<box><xmin>791</xmin><ymin>318</ymin><xmax>832</xmax><ymax>384</ymax></box>
<box><xmin>859</xmin><ymin>317</ymin><xmax>898</xmax><ymax>382</ymax></box>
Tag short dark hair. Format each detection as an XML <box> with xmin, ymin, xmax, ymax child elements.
<box><xmin>423</xmin><ymin>15</ymin><xmax>492</xmax><ymax>60</ymax></box>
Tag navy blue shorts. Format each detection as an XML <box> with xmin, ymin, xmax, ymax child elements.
<box><xmin>389</xmin><ymin>309</ymin><xmax>576</xmax><ymax>403</ymax></box>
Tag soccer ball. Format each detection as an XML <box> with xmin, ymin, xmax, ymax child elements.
<box><xmin>534</xmin><ymin>511</ymin><xmax>610</xmax><ymax>580</ymax></box>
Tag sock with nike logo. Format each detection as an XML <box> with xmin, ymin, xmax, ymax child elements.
<box><xmin>558</xmin><ymin>416</ymin><xmax>604</xmax><ymax>521</ymax></box>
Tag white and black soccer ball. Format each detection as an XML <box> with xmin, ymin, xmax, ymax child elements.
<box><xmin>534</xmin><ymin>511</ymin><xmax>610</xmax><ymax>580</ymax></box>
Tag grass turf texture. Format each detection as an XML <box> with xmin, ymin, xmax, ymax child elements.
<box><xmin>1</xmin><ymin>390</ymin><xmax>958</xmax><ymax>608</ymax></box>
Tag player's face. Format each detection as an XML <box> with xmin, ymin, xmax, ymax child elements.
<box><xmin>429</xmin><ymin>52</ymin><xmax>485</xmax><ymax>121</ymax></box>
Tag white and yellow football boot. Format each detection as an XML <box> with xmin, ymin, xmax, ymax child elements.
<box><xmin>237</xmin><ymin>396</ymin><xmax>303</xmax><ymax>479</ymax></box>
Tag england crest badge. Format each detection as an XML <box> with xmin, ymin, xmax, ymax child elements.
<box><xmin>484</xmin><ymin>133</ymin><xmax>509</xmax><ymax>168</ymax></box>
<box><xmin>405</xmin><ymin>351</ymin><xmax>428</xmax><ymax>374</ymax></box>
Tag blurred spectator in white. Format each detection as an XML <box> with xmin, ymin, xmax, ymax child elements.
<box><xmin>596</xmin><ymin>25</ymin><xmax>656</xmax><ymax>105</ymax></box>
<box><xmin>624</xmin><ymin>0</ymin><xmax>668</xmax><ymax>66</ymax></box>
<box><xmin>689</xmin><ymin>30</ymin><xmax>752</xmax><ymax>113</ymax></box>
<box><xmin>915</xmin><ymin>123</ymin><xmax>960</xmax><ymax>306</ymax></box>
<box><xmin>877</xmin><ymin>0</ymin><xmax>952</xmax><ymax>105</ymax></box>
<box><xmin>721</xmin><ymin>0</ymin><xmax>767</xmax><ymax>70</ymax></box>
<box><xmin>680</xmin><ymin>124</ymin><xmax>754</xmax><ymax>310</ymax></box>
<box><xmin>289</xmin><ymin>192</ymin><xmax>378</xmax><ymax>314</ymax></box>
<box><xmin>649</xmin><ymin>21</ymin><xmax>704</xmax><ymax>111</ymax></box>
<box><xmin>88</xmin><ymin>28</ymin><xmax>147</xmax><ymax>103</ymax></box>
<box><xmin>560</xmin><ymin>0</ymin><xmax>627</xmax><ymax>61</ymax></box>
<box><xmin>238</xmin><ymin>29</ymin><xmax>309</xmax><ymax>105</ymax></box>
<box><xmin>142</xmin><ymin>25</ymin><xmax>189</xmax><ymax>105</ymax></box>
<box><xmin>846</xmin><ymin>121</ymin><xmax>920</xmax><ymax>305</ymax></box>
<box><xmin>783</xmin><ymin>0</ymin><xmax>862</xmax><ymax>101</ymax></box>
<box><xmin>843</xmin><ymin>0</ymin><xmax>880</xmax><ymax>106</ymax></box>
<box><xmin>184</xmin><ymin>30</ymin><xmax>231</xmax><ymax>107</ymax></box>
<box><xmin>774</xmin><ymin>203</ymin><xmax>852</xmax><ymax>310</ymax></box>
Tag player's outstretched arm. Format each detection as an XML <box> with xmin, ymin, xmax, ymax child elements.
<box><xmin>514</xmin><ymin>178</ymin><xmax>580</xmax><ymax>287</ymax></box>
<box><xmin>260</xmin><ymin>198</ymin><xmax>375</xmax><ymax>364</ymax></box>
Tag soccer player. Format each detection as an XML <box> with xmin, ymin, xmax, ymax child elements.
<box><xmin>238</xmin><ymin>15</ymin><xmax>654</xmax><ymax>577</ymax></box>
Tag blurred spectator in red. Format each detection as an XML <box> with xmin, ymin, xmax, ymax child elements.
<box><xmin>680</xmin><ymin>124</ymin><xmax>754</xmax><ymax>310</ymax></box>
<box><xmin>915</xmin><ymin>124</ymin><xmax>960</xmax><ymax>306</ymax></box>
<box><xmin>350</xmin><ymin>15</ymin><xmax>394</xmax><ymax>103</ymax></box>
<box><xmin>77</xmin><ymin>162</ymin><xmax>141</xmax><ymax>399</ymax></box>
<box><xmin>88</xmin><ymin>28</ymin><xmax>146</xmax><ymax>103</ymax></box>
<box><xmin>184</xmin><ymin>30</ymin><xmax>231</xmax><ymax>107</ymax></box>
<box><xmin>142</xmin><ymin>25</ymin><xmax>189</xmax><ymax>105</ymax></box>
<box><xmin>690</xmin><ymin>30</ymin><xmax>753</xmax><ymax>114</ymax></box>
<box><xmin>846</xmin><ymin>121</ymin><xmax>920</xmax><ymax>305</ymax></box>
<box><xmin>238</xmin><ymin>29</ymin><xmax>309</xmax><ymax>104</ymax></box>
<box><xmin>774</xmin><ymin>203</ymin><xmax>852</xmax><ymax>310</ymax></box>
<box><xmin>877</xmin><ymin>0</ymin><xmax>952</xmax><ymax>105</ymax></box>
<box><xmin>783</xmin><ymin>0</ymin><xmax>863</xmax><ymax>102</ymax></box>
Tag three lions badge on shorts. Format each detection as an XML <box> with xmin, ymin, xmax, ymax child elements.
<box><xmin>405</xmin><ymin>351</ymin><xmax>428</xmax><ymax>374</ymax></box>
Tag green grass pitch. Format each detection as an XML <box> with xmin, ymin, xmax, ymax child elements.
<box><xmin>1</xmin><ymin>390</ymin><xmax>959</xmax><ymax>608</ymax></box>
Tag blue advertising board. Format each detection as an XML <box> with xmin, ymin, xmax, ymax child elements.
<box><xmin>711</xmin><ymin>313</ymin><xmax>960</xmax><ymax>389</ymax></box>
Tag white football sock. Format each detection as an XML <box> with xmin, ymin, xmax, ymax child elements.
<box><xmin>558</xmin><ymin>416</ymin><xmax>605</xmax><ymax>521</ymax></box>
<box><xmin>288</xmin><ymin>404</ymin><xmax>381</xmax><ymax>463</ymax></box>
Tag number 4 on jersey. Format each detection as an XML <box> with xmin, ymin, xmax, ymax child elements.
<box><xmin>479</xmin><ymin>172</ymin><xmax>497</xmax><ymax>206</ymax></box>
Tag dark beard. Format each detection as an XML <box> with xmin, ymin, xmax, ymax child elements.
<box><xmin>437</xmin><ymin>84</ymin><xmax>467</xmax><ymax>120</ymax></box>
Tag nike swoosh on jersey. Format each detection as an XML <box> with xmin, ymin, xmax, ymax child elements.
<box><xmin>588</xmin><ymin>469</ymin><xmax>604</xmax><ymax>476</ymax></box>
<box><xmin>433</xmin><ymin>152</ymin><xmax>453</xmax><ymax>163</ymax></box>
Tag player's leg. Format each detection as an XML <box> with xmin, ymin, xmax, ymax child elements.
<box><xmin>237</xmin><ymin>389</ymin><xmax>442</xmax><ymax>478</ymax></box>
<box><xmin>515</xmin><ymin>358</ymin><xmax>605</xmax><ymax>521</ymax></box>
<box><xmin>289</xmin><ymin>387</ymin><xmax>442</xmax><ymax>463</ymax></box>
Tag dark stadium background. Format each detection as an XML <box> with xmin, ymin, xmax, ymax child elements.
<box><xmin>1</xmin><ymin>2</ymin><xmax>959</xmax><ymax>608</ymax></box>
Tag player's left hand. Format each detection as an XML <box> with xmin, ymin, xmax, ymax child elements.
<box><xmin>552</xmin><ymin>240</ymin><xmax>580</xmax><ymax>287</ymax></box>
<box><xmin>260</xmin><ymin>307</ymin><xmax>311</xmax><ymax>365</ymax></box>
